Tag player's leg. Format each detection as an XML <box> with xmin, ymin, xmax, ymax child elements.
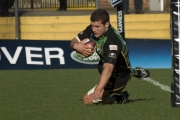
<box><xmin>59</xmin><ymin>0</ymin><xmax>67</xmax><ymax>10</ymax></box>
<box><xmin>82</xmin><ymin>76</ymin><xmax>130</xmax><ymax>105</ymax></box>
<box><xmin>83</xmin><ymin>64</ymin><xmax>130</xmax><ymax>105</ymax></box>
<box><xmin>0</xmin><ymin>0</ymin><xmax>12</xmax><ymax>16</ymax></box>
<box><xmin>134</xmin><ymin>0</ymin><xmax>143</xmax><ymax>14</ymax></box>
<box><xmin>6</xmin><ymin>0</ymin><xmax>15</xmax><ymax>9</ymax></box>
<box><xmin>0</xmin><ymin>0</ymin><xmax>7</xmax><ymax>14</ymax></box>
<box><xmin>101</xmin><ymin>73</ymin><xmax>131</xmax><ymax>104</ymax></box>
<box><xmin>122</xmin><ymin>0</ymin><xmax>129</xmax><ymax>14</ymax></box>
<box><xmin>132</xmin><ymin>66</ymin><xmax>150</xmax><ymax>78</ymax></box>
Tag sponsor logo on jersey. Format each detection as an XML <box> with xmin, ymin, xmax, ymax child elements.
<box><xmin>109</xmin><ymin>53</ymin><xmax>116</xmax><ymax>58</ymax></box>
<box><xmin>109</xmin><ymin>45</ymin><xmax>118</xmax><ymax>50</ymax></box>
<box><xmin>70</xmin><ymin>51</ymin><xmax>100</xmax><ymax>64</ymax></box>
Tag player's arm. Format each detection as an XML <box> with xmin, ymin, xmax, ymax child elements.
<box><xmin>86</xmin><ymin>63</ymin><xmax>114</xmax><ymax>103</ymax></box>
<box><xmin>70</xmin><ymin>25</ymin><xmax>93</xmax><ymax>56</ymax></box>
<box><xmin>94</xmin><ymin>63</ymin><xmax>114</xmax><ymax>97</ymax></box>
<box><xmin>83</xmin><ymin>63</ymin><xmax>114</xmax><ymax>104</ymax></box>
<box><xmin>91</xmin><ymin>42</ymin><xmax>120</xmax><ymax>101</ymax></box>
<box><xmin>70</xmin><ymin>37</ymin><xmax>81</xmax><ymax>50</ymax></box>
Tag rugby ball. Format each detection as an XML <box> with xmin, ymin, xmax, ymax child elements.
<box><xmin>76</xmin><ymin>38</ymin><xmax>96</xmax><ymax>58</ymax></box>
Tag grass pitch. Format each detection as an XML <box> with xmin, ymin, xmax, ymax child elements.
<box><xmin>0</xmin><ymin>69</ymin><xmax>179</xmax><ymax>120</ymax></box>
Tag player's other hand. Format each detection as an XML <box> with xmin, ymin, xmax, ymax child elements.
<box><xmin>83</xmin><ymin>94</ymin><xmax>94</xmax><ymax>105</ymax></box>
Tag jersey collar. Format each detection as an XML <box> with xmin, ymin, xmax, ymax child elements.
<box><xmin>102</xmin><ymin>24</ymin><xmax>111</xmax><ymax>37</ymax></box>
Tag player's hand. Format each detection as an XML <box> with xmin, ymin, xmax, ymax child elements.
<box><xmin>83</xmin><ymin>94</ymin><xmax>94</xmax><ymax>105</ymax></box>
<box><xmin>74</xmin><ymin>39</ymin><xmax>94</xmax><ymax>56</ymax></box>
<box><xmin>89</xmin><ymin>91</ymin><xmax>102</xmax><ymax>104</ymax></box>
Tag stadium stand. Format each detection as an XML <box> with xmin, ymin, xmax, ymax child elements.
<box><xmin>0</xmin><ymin>9</ymin><xmax>170</xmax><ymax>40</ymax></box>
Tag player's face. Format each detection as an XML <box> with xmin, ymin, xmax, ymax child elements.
<box><xmin>90</xmin><ymin>21</ymin><xmax>109</xmax><ymax>38</ymax></box>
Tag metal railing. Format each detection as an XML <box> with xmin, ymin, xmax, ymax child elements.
<box><xmin>13</xmin><ymin>0</ymin><xmax>97</xmax><ymax>39</ymax></box>
<box><xmin>13</xmin><ymin>0</ymin><xmax>96</xmax><ymax>9</ymax></box>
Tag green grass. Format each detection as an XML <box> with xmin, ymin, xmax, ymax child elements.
<box><xmin>0</xmin><ymin>69</ymin><xmax>179</xmax><ymax>120</ymax></box>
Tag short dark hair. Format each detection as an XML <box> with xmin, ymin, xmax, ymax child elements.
<box><xmin>90</xmin><ymin>9</ymin><xmax>110</xmax><ymax>25</ymax></box>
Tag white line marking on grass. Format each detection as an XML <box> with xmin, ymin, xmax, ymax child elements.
<box><xmin>143</xmin><ymin>77</ymin><xmax>172</xmax><ymax>93</ymax></box>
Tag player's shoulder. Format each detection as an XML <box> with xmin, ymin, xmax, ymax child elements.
<box><xmin>107</xmin><ymin>25</ymin><xmax>122</xmax><ymax>40</ymax></box>
<box><xmin>105</xmin><ymin>26</ymin><xmax>124</xmax><ymax>48</ymax></box>
<box><xmin>106</xmin><ymin>31</ymin><xmax>122</xmax><ymax>44</ymax></box>
<box><xmin>77</xmin><ymin>25</ymin><xmax>92</xmax><ymax>40</ymax></box>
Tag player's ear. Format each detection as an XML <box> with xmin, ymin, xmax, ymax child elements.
<box><xmin>105</xmin><ymin>22</ymin><xmax>109</xmax><ymax>28</ymax></box>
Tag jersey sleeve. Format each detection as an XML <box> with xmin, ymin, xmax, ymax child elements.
<box><xmin>103</xmin><ymin>41</ymin><xmax>122</xmax><ymax>65</ymax></box>
<box><xmin>76</xmin><ymin>25</ymin><xmax>92</xmax><ymax>42</ymax></box>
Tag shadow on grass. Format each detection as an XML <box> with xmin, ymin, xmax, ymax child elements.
<box><xmin>127</xmin><ymin>98</ymin><xmax>154</xmax><ymax>103</ymax></box>
<box><xmin>78</xmin><ymin>98</ymin><xmax>154</xmax><ymax>105</ymax></box>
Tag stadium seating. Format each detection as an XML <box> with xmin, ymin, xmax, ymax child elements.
<box><xmin>0</xmin><ymin>12</ymin><xmax>170</xmax><ymax>40</ymax></box>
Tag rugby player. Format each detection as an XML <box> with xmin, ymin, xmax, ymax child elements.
<box><xmin>70</xmin><ymin>9</ymin><xmax>150</xmax><ymax>105</ymax></box>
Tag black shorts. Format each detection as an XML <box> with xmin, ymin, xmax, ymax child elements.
<box><xmin>104</xmin><ymin>73</ymin><xmax>131</xmax><ymax>94</ymax></box>
<box><xmin>97</xmin><ymin>61</ymin><xmax>131</xmax><ymax>94</ymax></box>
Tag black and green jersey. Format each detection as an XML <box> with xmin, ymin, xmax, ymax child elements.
<box><xmin>77</xmin><ymin>24</ymin><xmax>134</xmax><ymax>77</ymax></box>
